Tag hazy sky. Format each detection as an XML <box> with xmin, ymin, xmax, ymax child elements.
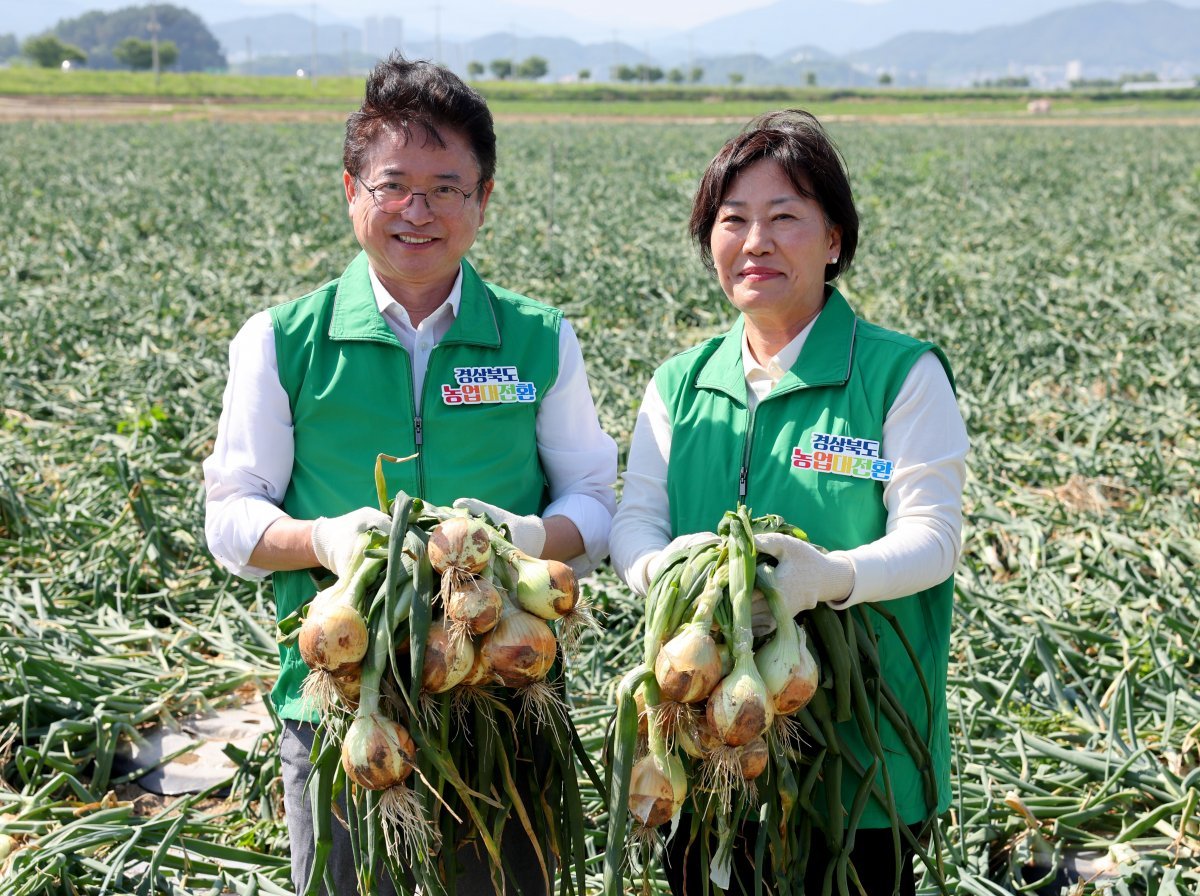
<box><xmin>235</xmin><ymin>0</ymin><xmax>877</xmax><ymax>30</ymax></box>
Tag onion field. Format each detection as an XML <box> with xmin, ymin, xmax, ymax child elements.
<box><xmin>1</xmin><ymin>117</ymin><xmax>1198</xmax><ymax>894</ymax></box>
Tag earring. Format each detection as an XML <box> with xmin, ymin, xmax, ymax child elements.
<box><xmin>830</xmin><ymin>256</ymin><xmax>839</xmax><ymax>263</ymax></box>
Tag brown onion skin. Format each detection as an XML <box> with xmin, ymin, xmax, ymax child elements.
<box><xmin>298</xmin><ymin>604</ymin><xmax>368</xmax><ymax>675</ymax></box>
<box><xmin>341</xmin><ymin>715</ymin><xmax>416</xmax><ymax>790</ymax></box>
<box><xmin>654</xmin><ymin>628</ymin><xmax>722</xmax><ymax>704</ymax></box>
<box><xmin>706</xmin><ymin>675</ymin><xmax>771</xmax><ymax>747</ymax></box>
<box><xmin>446</xmin><ymin>576</ymin><xmax>503</xmax><ymax>635</ymax></box>
<box><xmin>421</xmin><ymin>620</ymin><xmax>473</xmax><ymax>694</ymax></box>
<box><xmin>544</xmin><ymin>560</ymin><xmax>579</xmax><ymax>616</ymax></box>
<box><xmin>738</xmin><ymin>736</ymin><xmax>770</xmax><ymax>781</ymax></box>
<box><xmin>428</xmin><ymin>518</ymin><xmax>491</xmax><ymax>575</ymax></box>
<box><xmin>628</xmin><ymin>756</ymin><xmax>676</xmax><ymax>827</ymax></box>
<box><xmin>480</xmin><ymin>610</ymin><xmax>557</xmax><ymax>688</ymax></box>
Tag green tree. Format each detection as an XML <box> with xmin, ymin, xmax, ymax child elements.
<box><xmin>48</xmin><ymin>4</ymin><xmax>224</xmax><ymax>71</ymax></box>
<box><xmin>635</xmin><ymin>64</ymin><xmax>663</xmax><ymax>83</ymax></box>
<box><xmin>804</xmin><ymin>71</ymin><xmax>817</xmax><ymax>86</ymax></box>
<box><xmin>0</xmin><ymin>33</ymin><xmax>19</xmax><ymax>61</ymax></box>
<box><xmin>113</xmin><ymin>36</ymin><xmax>178</xmax><ymax>70</ymax></box>
<box><xmin>23</xmin><ymin>35</ymin><xmax>87</xmax><ymax>67</ymax></box>
<box><xmin>614</xmin><ymin>64</ymin><xmax>637</xmax><ymax>82</ymax></box>
<box><xmin>489</xmin><ymin>58</ymin><xmax>513</xmax><ymax>79</ymax></box>
<box><xmin>689</xmin><ymin>66</ymin><xmax>703</xmax><ymax>83</ymax></box>
<box><xmin>467</xmin><ymin>60</ymin><xmax>484</xmax><ymax>78</ymax></box>
<box><xmin>516</xmin><ymin>55</ymin><xmax>548</xmax><ymax>80</ymax></box>
<box><xmin>878</xmin><ymin>72</ymin><xmax>893</xmax><ymax>86</ymax></box>
<box><xmin>728</xmin><ymin>71</ymin><xmax>744</xmax><ymax>86</ymax></box>
<box><xmin>667</xmin><ymin>67</ymin><xmax>684</xmax><ymax>84</ymax></box>
<box><xmin>577</xmin><ymin>68</ymin><xmax>590</xmax><ymax>81</ymax></box>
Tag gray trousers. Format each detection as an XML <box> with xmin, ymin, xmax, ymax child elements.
<box><xmin>282</xmin><ymin>720</ymin><xmax>550</xmax><ymax>895</ymax></box>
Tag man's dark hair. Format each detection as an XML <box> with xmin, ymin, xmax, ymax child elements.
<box><xmin>689</xmin><ymin>109</ymin><xmax>858</xmax><ymax>282</ymax></box>
<box><xmin>344</xmin><ymin>53</ymin><xmax>496</xmax><ymax>189</ymax></box>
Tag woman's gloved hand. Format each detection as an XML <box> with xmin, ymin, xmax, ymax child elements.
<box><xmin>753</xmin><ymin>533</ymin><xmax>855</xmax><ymax>617</ymax></box>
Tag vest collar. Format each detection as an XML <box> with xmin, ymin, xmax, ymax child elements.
<box><xmin>328</xmin><ymin>252</ymin><xmax>501</xmax><ymax>348</ymax></box>
<box><xmin>695</xmin><ymin>289</ymin><xmax>858</xmax><ymax>403</ymax></box>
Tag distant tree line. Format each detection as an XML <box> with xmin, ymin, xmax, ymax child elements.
<box><xmin>466</xmin><ymin>56</ymin><xmax>549</xmax><ymax>80</ymax></box>
<box><xmin>462</xmin><ymin>57</ymin><xmax>706</xmax><ymax>84</ymax></box>
<box><xmin>3</xmin><ymin>4</ymin><xmax>224</xmax><ymax>71</ymax></box>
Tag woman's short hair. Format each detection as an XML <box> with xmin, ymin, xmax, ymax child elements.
<box><xmin>343</xmin><ymin>53</ymin><xmax>496</xmax><ymax>190</ymax></box>
<box><xmin>689</xmin><ymin>110</ymin><xmax>858</xmax><ymax>282</ymax></box>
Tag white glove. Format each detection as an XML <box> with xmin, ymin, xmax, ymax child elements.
<box><xmin>753</xmin><ymin>533</ymin><xmax>855</xmax><ymax>618</ymax></box>
<box><xmin>749</xmin><ymin>592</ymin><xmax>778</xmax><ymax>639</ymax></box>
<box><xmin>645</xmin><ymin>532</ymin><xmax>721</xmax><ymax>587</ymax></box>
<box><xmin>453</xmin><ymin>498</ymin><xmax>546</xmax><ymax>558</ymax></box>
<box><xmin>311</xmin><ymin>507</ymin><xmax>390</xmax><ymax>577</ymax></box>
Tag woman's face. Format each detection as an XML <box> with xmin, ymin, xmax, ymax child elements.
<box><xmin>710</xmin><ymin>159</ymin><xmax>841</xmax><ymax>333</ymax></box>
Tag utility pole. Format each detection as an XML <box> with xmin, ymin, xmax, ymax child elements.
<box><xmin>148</xmin><ymin>5</ymin><xmax>161</xmax><ymax>88</ymax></box>
<box><xmin>310</xmin><ymin>4</ymin><xmax>318</xmax><ymax>87</ymax></box>
<box><xmin>245</xmin><ymin>35</ymin><xmax>252</xmax><ymax>74</ymax></box>
<box><xmin>433</xmin><ymin>5</ymin><xmax>442</xmax><ymax>64</ymax></box>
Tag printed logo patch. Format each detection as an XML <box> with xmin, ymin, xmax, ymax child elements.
<box><xmin>791</xmin><ymin>431</ymin><xmax>894</xmax><ymax>482</ymax></box>
<box><xmin>442</xmin><ymin>366</ymin><xmax>537</xmax><ymax>405</ymax></box>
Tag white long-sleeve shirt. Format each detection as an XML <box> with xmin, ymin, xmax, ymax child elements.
<box><xmin>204</xmin><ymin>264</ymin><xmax>618</xmax><ymax>579</ymax></box>
<box><xmin>610</xmin><ymin>313</ymin><xmax>969</xmax><ymax>607</ymax></box>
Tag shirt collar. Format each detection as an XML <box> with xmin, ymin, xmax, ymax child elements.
<box><xmin>368</xmin><ymin>264</ymin><xmax>464</xmax><ymax>331</ymax></box>
<box><xmin>741</xmin><ymin>317</ymin><xmax>817</xmax><ymax>387</ymax></box>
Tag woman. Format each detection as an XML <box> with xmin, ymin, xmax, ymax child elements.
<box><xmin>610</xmin><ymin>110</ymin><xmax>968</xmax><ymax>894</ymax></box>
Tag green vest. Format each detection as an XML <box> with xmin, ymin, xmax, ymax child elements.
<box><xmin>268</xmin><ymin>252</ymin><xmax>562</xmax><ymax>720</ymax></box>
<box><xmin>654</xmin><ymin>290</ymin><xmax>954</xmax><ymax>827</ymax></box>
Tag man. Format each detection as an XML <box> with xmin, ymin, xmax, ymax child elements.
<box><xmin>203</xmin><ymin>54</ymin><xmax>616</xmax><ymax>894</ymax></box>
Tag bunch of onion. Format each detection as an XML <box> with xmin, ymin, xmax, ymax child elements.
<box><xmin>341</xmin><ymin>596</ymin><xmax>431</xmax><ymax>861</ymax></box>
<box><xmin>299</xmin><ymin>531</ymin><xmax>384</xmax><ymax>716</ymax></box>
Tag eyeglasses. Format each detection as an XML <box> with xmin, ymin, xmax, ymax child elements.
<box><xmin>356</xmin><ymin>176</ymin><xmax>481</xmax><ymax>215</ymax></box>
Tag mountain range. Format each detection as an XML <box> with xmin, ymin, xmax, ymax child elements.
<box><xmin>208</xmin><ymin>0</ymin><xmax>1200</xmax><ymax>87</ymax></box>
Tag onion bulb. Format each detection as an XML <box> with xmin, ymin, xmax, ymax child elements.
<box><xmin>445</xmin><ymin>575</ymin><xmax>503</xmax><ymax>637</ymax></box>
<box><xmin>706</xmin><ymin>654</ymin><xmax>775</xmax><ymax>746</ymax></box>
<box><xmin>511</xmin><ymin>555</ymin><xmax>578</xmax><ymax>620</ymax></box>
<box><xmin>341</xmin><ymin>713</ymin><xmax>417</xmax><ymax>790</ymax></box>
<box><xmin>654</xmin><ymin>623</ymin><xmax>723</xmax><ymax>704</ymax></box>
<box><xmin>299</xmin><ymin>602</ymin><xmax>368</xmax><ymax>677</ymax></box>
<box><xmin>421</xmin><ymin>619</ymin><xmax>475</xmax><ymax>694</ymax></box>
<box><xmin>479</xmin><ymin>595</ymin><xmax>557</xmax><ymax>688</ymax></box>
<box><xmin>428</xmin><ymin>517</ymin><xmax>492</xmax><ymax>577</ymax></box>
<box><xmin>628</xmin><ymin>752</ymin><xmax>688</xmax><ymax>828</ymax></box>
<box><xmin>754</xmin><ymin>622</ymin><xmax>819</xmax><ymax>715</ymax></box>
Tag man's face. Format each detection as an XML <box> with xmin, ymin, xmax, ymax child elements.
<box><xmin>344</xmin><ymin>125</ymin><xmax>493</xmax><ymax>304</ymax></box>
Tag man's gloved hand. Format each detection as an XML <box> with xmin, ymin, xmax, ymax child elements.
<box><xmin>453</xmin><ymin>498</ymin><xmax>546</xmax><ymax>558</ymax></box>
<box><xmin>753</xmin><ymin>533</ymin><xmax>855</xmax><ymax>618</ymax></box>
<box><xmin>646</xmin><ymin>532</ymin><xmax>722</xmax><ymax>586</ymax></box>
<box><xmin>311</xmin><ymin>507</ymin><xmax>390</xmax><ymax>577</ymax></box>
